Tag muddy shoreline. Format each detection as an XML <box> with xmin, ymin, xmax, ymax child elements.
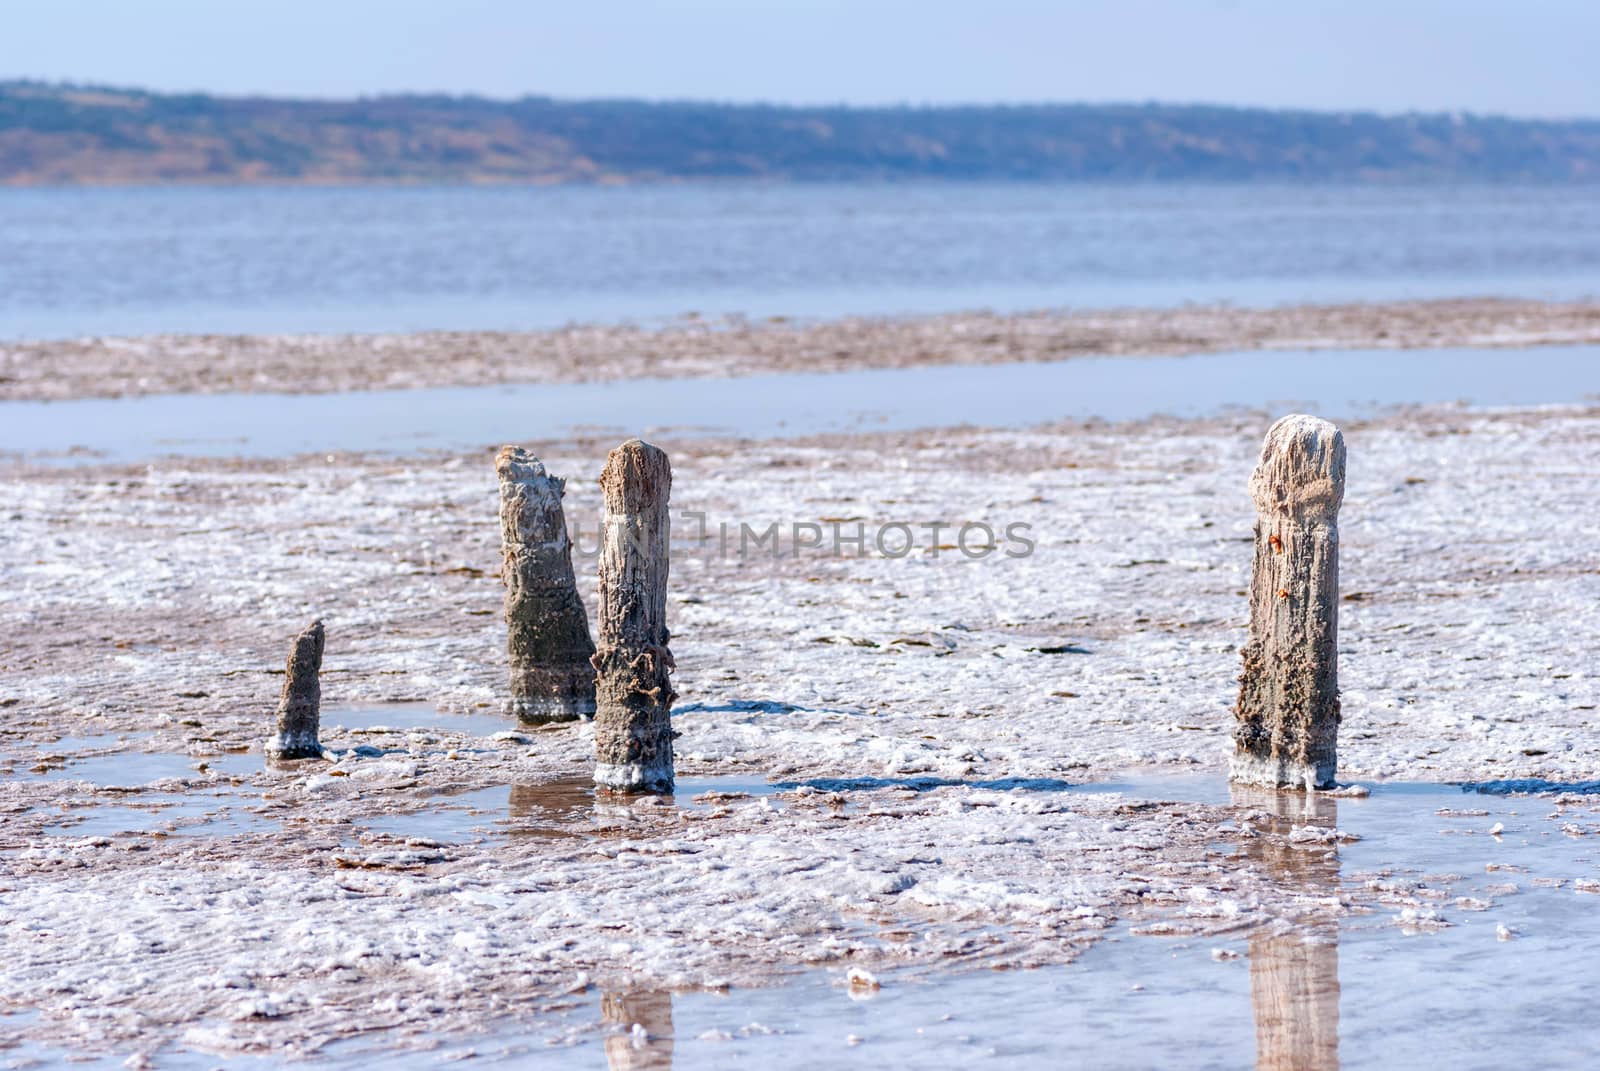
<box><xmin>5</xmin><ymin>297</ymin><xmax>1600</xmax><ymax>402</ymax></box>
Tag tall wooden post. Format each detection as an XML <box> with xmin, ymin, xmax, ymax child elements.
<box><xmin>1232</xmin><ymin>415</ymin><xmax>1346</xmax><ymax>790</ymax></box>
<box><xmin>497</xmin><ymin>446</ymin><xmax>596</xmax><ymax>724</ymax></box>
<box><xmin>266</xmin><ymin>619</ymin><xmax>325</xmax><ymax>760</ymax></box>
<box><xmin>592</xmin><ymin>440</ymin><xmax>676</xmax><ymax>793</ymax></box>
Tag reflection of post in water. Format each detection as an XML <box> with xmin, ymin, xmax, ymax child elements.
<box><xmin>601</xmin><ymin>990</ymin><xmax>675</xmax><ymax>1071</ymax></box>
<box><xmin>506</xmin><ymin>779</ymin><xmax>676</xmax><ymax>838</ymax></box>
<box><xmin>1248</xmin><ymin>931</ymin><xmax>1339</xmax><ymax>1071</ymax></box>
<box><xmin>1231</xmin><ymin>785</ymin><xmax>1341</xmax><ymax>1071</ymax></box>
<box><xmin>508</xmin><ymin>779</ymin><xmax>596</xmax><ymax>823</ymax></box>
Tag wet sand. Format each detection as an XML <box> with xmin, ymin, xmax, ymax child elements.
<box><xmin>5</xmin><ymin>296</ymin><xmax>1600</xmax><ymax>402</ymax></box>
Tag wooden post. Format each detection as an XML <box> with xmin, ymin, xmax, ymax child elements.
<box><xmin>497</xmin><ymin>446</ymin><xmax>596</xmax><ymax>724</ymax></box>
<box><xmin>266</xmin><ymin>619</ymin><xmax>324</xmax><ymax>760</ymax></box>
<box><xmin>592</xmin><ymin>439</ymin><xmax>676</xmax><ymax>793</ymax></box>
<box><xmin>1232</xmin><ymin>414</ymin><xmax>1345</xmax><ymax>790</ymax></box>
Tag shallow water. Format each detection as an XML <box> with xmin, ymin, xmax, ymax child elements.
<box><xmin>321</xmin><ymin>701</ymin><xmax>520</xmax><ymax>740</ymax></box>
<box><xmin>30</xmin><ymin>734</ymin><xmax>258</xmax><ymax>787</ymax></box>
<box><xmin>4</xmin><ymin>183</ymin><xmax>1599</xmax><ymax>338</ymax></box>
<box><xmin>23</xmin><ymin>737</ymin><xmax>266</xmax><ymax>836</ymax></box>
<box><xmin>5</xmin><ymin>344</ymin><xmax>1600</xmax><ymax>464</ymax></box>
<box><xmin>362</xmin><ymin>775</ymin><xmax>788</xmax><ymax>843</ymax></box>
<box><xmin>25</xmin><ymin>706</ymin><xmax>529</xmax><ymax>785</ymax></box>
<box><xmin>450</xmin><ymin>776</ymin><xmax>1599</xmax><ymax>1069</ymax></box>
<box><xmin>7</xmin><ymin>774</ymin><xmax>1598</xmax><ymax>1066</ymax></box>
<box><xmin>39</xmin><ymin>795</ymin><xmax>276</xmax><ymax>838</ymax></box>
<box><xmin>278</xmin><ymin>776</ymin><xmax>1600</xmax><ymax>1067</ymax></box>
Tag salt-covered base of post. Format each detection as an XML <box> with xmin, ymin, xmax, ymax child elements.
<box><xmin>511</xmin><ymin>693</ymin><xmax>596</xmax><ymax>723</ymax></box>
<box><xmin>1229</xmin><ymin>750</ymin><xmax>1334</xmax><ymax>792</ymax></box>
<box><xmin>265</xmin><ymin>730</ymin><xmax>325</xmax><ymax>762</ymax></box>
<box><xmin>594</xmin><ymin>758</ymin><xmax>674</xmax><ymax>794</ymax></box>
<box><xmin>268</xmin><ymin>618</ymin><xmax>326</xmax><ymax>761</ymax></box>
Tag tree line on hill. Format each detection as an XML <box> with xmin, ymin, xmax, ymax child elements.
<box><xmin>3</xmin><ymin>81</ymin><xmax>1598</xmax><ymax>185</ymax></box>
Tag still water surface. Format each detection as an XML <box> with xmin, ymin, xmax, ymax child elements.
<box><xmin>4</xmin><ymin>183</ymin><xmax>1600</xmax><ymax>338</ymax></box>
<box><xmin>1</xmin><ymin>344</ymin><xmax>1596</xmax><ymax>464</ymax></box>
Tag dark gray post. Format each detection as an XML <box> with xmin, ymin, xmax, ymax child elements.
<box><xmin>267</xmin><ymin>619</ymin><xmax>325</xmax><ymax>760</ymax></box>
<box><xmin>592</xmin><ymin>440</ymin><xmax>676</xmax><ymax>793</ymax></box>
<box><xmin>1232</xmin><ymin>415</ymin><xmax>1346</xmax><ymax>790</ymax></box>
<box><xmin>497</xmin><ymin>446</ymin><xmax>597</xmax><ymax>723</ymax></box>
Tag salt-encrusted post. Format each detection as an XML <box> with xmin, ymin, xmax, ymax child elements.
<box><xmin>1232</xmin><ymin>415</ymin><xmax>1346</xmax><ymax>790</ymax></box>
<box><xmin>497</xmin><ymin>446</ymin><xmax>597</xmax><ymax>723</ymax></box>
<box><xmin>592</xmin><ymin>439</ymin><xmax>676</xmax><ymax>792</ymax></box>
<box><xmin>266</xmin><ymin>620</ymin><xmax>325</xmax><ymax>760</ymax></box>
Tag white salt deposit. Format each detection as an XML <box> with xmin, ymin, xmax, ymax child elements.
<box><xmin>1</xmin><ymin>401</ymin><xmax>1598</xmax><ymax>1061</ymax></box>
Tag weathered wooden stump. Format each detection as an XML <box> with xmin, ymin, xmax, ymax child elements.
<box><xmin>1232</xmin><ymin>414</ymin><xmax>1346</xmax><ymax>790</ymax></box>
<box><xmin>266</xmin><ymin>619</ymin><xmax>325</xmax><ymax>760</ymax></box>
<box><xmin>497</xmin><ymin>446</ymin><xmax>597</xmax><ymax>724</ymax></box>
<box><xmin>592</xmin><ymin>440</ymin><xmax>676</xmax><ymax>793</ymax></box>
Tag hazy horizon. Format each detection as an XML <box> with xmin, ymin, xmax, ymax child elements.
<box><xmin>15</xmin><ymin>77</ymin><xmax>1600</xmax><ymax>124</ymax></box>
<box><xmin>3</xmin><ymin>0</ymin><xmax>1598</xmax><ymax>119</ymax></box>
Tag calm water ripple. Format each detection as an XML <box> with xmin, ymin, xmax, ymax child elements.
<box><xmin>3</xmin><ymin>183</ymin><xmax>1599</xmax><ymax>338</ymax></box>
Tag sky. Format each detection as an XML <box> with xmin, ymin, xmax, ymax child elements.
<box><xmin>2</xmin><ymin>0</ymin><xmax>1598</xmax><ymax>118</ymax></box>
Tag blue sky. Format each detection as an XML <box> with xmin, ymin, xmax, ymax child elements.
<box><xmin>3</xmin><ymin>0</ymin><xmax>1597</xmax><ymax>117</ymax></box>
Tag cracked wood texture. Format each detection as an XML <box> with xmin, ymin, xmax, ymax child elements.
<box><xmin>592</xmin><ymin>440</ymin><xmax>676</xmax><ymax>792</ymax></box>
<box><xmin>1232</xmin><ymin>415</ymin><xmax>1346</xmax><ymax>790</ymax></box>
<box><xmin>267</xmin><ymin>619</ymin><xmax>324</xmax><ymax>760</ymax></box>
<box><xmin>497</xmin><ymin>446</ymin><xmax>597</xmax><ymax>723</ymax></box>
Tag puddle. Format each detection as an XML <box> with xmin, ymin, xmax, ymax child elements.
<box><xmin>37</xmin><ymin>734</ymin><xmax>149</xmax><ymax>754</ymax></box>
<box><xmin>25</xmin><ymin>706</ymin><xmax>516</xmax><ymax>790</ymax></box>
<box><xmin>20</xmin><ymin>734</ymin><xmax>270</xmax><ymax>839</ymax></box>
<box><xmin>1460</xmin><ymin>777</ymin><xmax>1600</xmax><ymax>795</ymax></box>
<box><xmin>30</xmin><ymin>734</ymin><xmax>259</xmax><ymax>787</ymax></box>
<box><xmin>1081</xmin><ymin>770</ymin><xmax>1237</xmax><ymax>805</ymax></box>
<box><xmin>38</xmin><ymin>794</ymin><xmax>276</xmax><ymax>838</ymax></box>
<box><xmin>362</xmin><ymin>775</ymin><xmax>787</xmax><ymax>843</ymax></box>
<box><xmin>771</xmin><ymin>774</ymin><xmax>1081</xmax><ymax>794</ymax></box>
<box><xmin>5</xmin><ymin>344</ymin><xmax>1600</xmax><ymax>464</ymax></box>
<box><xmin>320</xmin><ymin>702</ymin><xmax>524</xmax><ymax>740</ymax></box>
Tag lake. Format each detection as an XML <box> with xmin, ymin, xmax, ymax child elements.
<box><xmin>3</xmin><ymin>182</ymin><xmax>1600</xmax><ymax>339</ymax></box>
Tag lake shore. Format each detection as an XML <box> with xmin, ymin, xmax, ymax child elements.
<box><xmin>5</xmin><ymin>296</ymin><xmax>1600</xmax><ymax>402</ymax></box>
<box><xmin>6</xmin><ymin>403</ymin><xmax>1593</xmax><ymax>786</ymax></box>
<box><xmin>2</xmin><ymin>402</ymin><xmax>1598</xmax><ymax>1057</ymax></box>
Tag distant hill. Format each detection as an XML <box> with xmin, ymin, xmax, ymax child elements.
<box><xmin>4</xmin><ymin>81</ymin><xmax>1600</xmax><ymax>186</ymax></box>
